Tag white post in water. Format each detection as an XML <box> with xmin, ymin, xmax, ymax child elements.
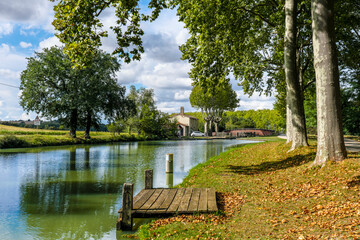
<box><xmin>166</xmin><ymin>153</ymin><xmax>173</xmax><ymax>173</ymax></box>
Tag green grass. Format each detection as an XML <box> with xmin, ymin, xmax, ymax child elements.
<box><xmin>135</xmin><ymin>140</ymin><xmax>360</xmax><ymax>239</ymax></box>
<box><xmin>0</xmin><ymin>124</ymin><xmax>145</xmax><ymax>149</ymax></box>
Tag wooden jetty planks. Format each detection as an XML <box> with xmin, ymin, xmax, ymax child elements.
<box><xmin>198</xmin><ymin>188</ymin><xmax>208</xmax><ymax>212</ymax></box>
<box><xmin>207</xmin><ymin>188</ymin><xmax>218</xmax><ymax>211</ymax></box>
<box><xmin>133</xmin><ymin>189</ymin><xmax>155</xmax><ymax>210</ymax></box>
<box><xmin>167</xmin><ymin>188</ymin><xmax>186</xmax><ymax>213</ymax></box>
<box><xmin>140</xmin><ymin>188</ymin><xmax>163</xmax><ymax>210</ymax></box>
<box><xmin>177</xmin><ymin>188</ymin><xmax>193</xmax><ymax>212</ymax></box>
<box><xmin>159</xmin><ymin>188</ymin><xmax>178</xmax><ymax>210</ymax></box>
<box><xmin>187</xmin><ymin>188</ymin><xmax>201</xmax><ymax>212</ymax></box>
<box><xmin>149</xmin><ymin>189</ymin><xmax>171</xmax><ymax>210</ymax></box>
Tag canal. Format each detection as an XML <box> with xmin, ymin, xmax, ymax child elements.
<box><xmin>0</xmin><ymin>139</ymin><xmax>257</xmax><ymax>240</ymax></box>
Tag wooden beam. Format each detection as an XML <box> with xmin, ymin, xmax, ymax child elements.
<box><xmin>121</xmin><ymin>183</ymin><xmax>133</xmax><ymax>231</ymax></box>
<box><xmin>145</xmin><ymin>169</ymin><xmax>153</xmax><ymax>189</ymax></box>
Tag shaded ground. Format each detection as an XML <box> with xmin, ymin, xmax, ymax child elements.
<box><xmin>278</xmin><ymin>135</ymin><xmax>360</xmax><ymax>152</ymax></box>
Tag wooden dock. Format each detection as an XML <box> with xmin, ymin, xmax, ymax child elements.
<box><xmin>117</xmin><ymin>170</ymin><xmax>218</xmax><ymax>230</ymax></box>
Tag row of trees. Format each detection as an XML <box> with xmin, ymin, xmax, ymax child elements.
<box><xmin>175</xmin><ymin>0</ymin><xmax>359</xmax><ymax>165</ymax></box>
<box><xmin>187</xmin><ymin>109</ymin><xmax>284</xmax><ymax>134</ymax></box>
<box><xmin>49</xmin><ymin>0</ymin><xmax>360</xmax><ymax>165</ymax></box>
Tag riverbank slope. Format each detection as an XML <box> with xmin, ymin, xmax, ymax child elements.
<box><xmin>0</xmin><ymin>124</ymin><xmax>145</xmax><ymax>148</ymax></box>
<box><xmin>137</xmin><ymin>140</ymin><xmax>360</xmax><ymax>239</ymax></box>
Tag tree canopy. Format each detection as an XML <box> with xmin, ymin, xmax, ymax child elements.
<box><xmin>190</xmin><ymin>81</ymin><xmax>239</xmax><ymax>134</ymax></box>
<box><xmin>50</xmin><ymin>0</ymin><xmax>168</xmax><ymax>68</ymax></box>
<box><xmin>20</xmin><ymin>47</ymin><xmax>134</xmax><ymax>138</ymax></box>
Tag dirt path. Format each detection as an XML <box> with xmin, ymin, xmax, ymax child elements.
<box><xmin>277</xmin><ymin>135</ymin><xmax>360</xmax><ymax>152</ymax></box>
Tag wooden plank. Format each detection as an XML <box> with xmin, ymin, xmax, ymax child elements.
<box><xmin>121</xmin><ymin>183</ymin><xmax>133</xmax><ymax>230</ymax></box>
<box><xmin>187</xmin><ymin>188</ymin><xmax>201</xmax><ymax>212</ymax></box>
<box><xmin>159</xmin><ymin>188</ymin><xmax>178</xmax><ymax>210</ymax></box>
<box><xmin>139</xmin><ymin>188</ymin><xmax>163</xmax><ymax>210</ymax></box>
<box><xmin>145</xmin><ymin>170</ymin><xmax>153</xmax><ymax>189</ymax></box>
<box><xmin>133</xmin><ymin>189</ymin><xmax>155</xmax><ymax>210</ymax></box>
<box><xmin>167</xmin><ymin>188</ymin><xmax>186</xmax><ymax>213</ymax></box>
<box><xmin>207</xmin><ymin>188</ymin><xmax>218</xmax><ymax>212</ymax></box>
<box><xmin>177</xmin><ymin>188</ymin><xmax>193</xmax><ymax>212</ymax></box>
<box><xmin>198</xmin><ymin>188</ymin><xmax>208</xmax><ymax>212</ymax></box>
<box><xmin>149</xmin><ymin>189</ymin><xmax>170</xmax><ymax>210</ymax></box>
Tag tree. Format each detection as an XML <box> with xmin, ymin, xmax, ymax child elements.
<box><xmin>20</xmin><ymin>47</ymin><xmax>133</xmax><ymax>138</ymax></box>
<box><xmin>50</xmin><ymin>0</ymin><xmax>167</xmax><ymax>68</ymax></box>
<box><xmin>190</xmin><ymin>81</ymin><xmax>239</xmax><ymax>135</ymax></box>
<box><xmin>138</xmin><ymin>104</ymin><xmax>177</xmax><ymax>138</ymax></box>
<box><xmin>177</xmin><ymin>0</ymin><xmax>312</xmax><ymax>146</ymax></box>
<box><xmin>284</xmin><ymin>0</ymin><xmax>309</xmax><ymax>149</ymax></box>
<box><xmin>123</xmin><ymin>86</ymin><xmax>156</xmax><ymax>134</ymax></box>
<box><xmin>20</xmin><ymin>47</ymin><xmax>81</xmax><ymax>137</ymax></box>
<box><xmin>77</xmin><ymin>49</ymin><xmax>136</xmax><ymax>139</ymax></box>
<box><xmin>311</xmin><ymin>0</ymin><xmax>346</xmax><ymax>165</ymax></box>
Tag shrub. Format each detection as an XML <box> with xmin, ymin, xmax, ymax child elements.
<box><xmin>0</xmin><ymin>135</ymin><xmax>28</xmax><ymax>148</ymax></box>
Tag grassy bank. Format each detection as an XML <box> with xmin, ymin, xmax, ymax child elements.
<box><xmin>135</xmin><ymin>139</ymin><xmax>360</xmax><ymax>239</ymax></box>
<box><xmin>0</xmin><ymin>124</ymin><xmax>145</xmax><ymax>149</ymax></box>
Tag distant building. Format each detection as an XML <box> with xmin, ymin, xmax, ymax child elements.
<box><xmin>34</xmin><ymin>116</ymin><xmax>40</xmax><ymax>126</ymax></box>
<box><xmin>170</xmin><ymin>107</ymin><xmax>199</xmax><ymax>137</ymax></box>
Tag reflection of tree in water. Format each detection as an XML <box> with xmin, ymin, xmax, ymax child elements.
<box><xmin>20</xmin><ymin>146</ymin><xmax>126</xmax><ymax>240</ymax></box>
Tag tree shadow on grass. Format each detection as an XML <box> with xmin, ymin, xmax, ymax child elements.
<box><xmin>226</xmin><ymin>152</ymin><xmax>316</xmax><ymax>175</ymax></box>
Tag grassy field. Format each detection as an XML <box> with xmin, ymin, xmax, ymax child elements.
<box><xmin>0</xmin><ymin>124</ymin><xmax>144</xmax><ymax>148</ymax></box>
<box><xmin>134</xmin><ymin>139</ymin><xmax>360</xmax><ymax>239</ymax></box>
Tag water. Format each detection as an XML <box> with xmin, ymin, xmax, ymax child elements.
<box><xmin>0</xmin><ymin>139</ymin><xmax>256</xmax><ymax>240</ymax></box>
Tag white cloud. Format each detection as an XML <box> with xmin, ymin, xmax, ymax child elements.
<box><xmin>0</xmin><ymin>44</ymin><xmax>27</xmax><ymax>71</ymax></box>
<box><xmin>38</xmin><ymin>36</ymin><xmax>62</xmax><ymax>50</ymax></box>
<box><xmin>0</xmin><ymin>0</ymin><xmax>55</xmax><ymax>33</ymax></box>
<box><xmin>174</xmin><ymin>90</ymin><xmax>191</xmax><ymax>101</ymax></box>
<box><xmin>0</xmin><ymin>23</ymin><xmax>13</xmax><ymax>36</ymax></box>
<box><xmin>20</xmin><ymin>41</ymin><xmax>32</xmax><ymax>48</ymax></box>
<box><xmin>236</xmin><ymin>91</ymin><xmax>275</xmax><ymax>110</ymax></box>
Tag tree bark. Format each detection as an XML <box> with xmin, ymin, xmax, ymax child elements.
<box><xmin>204</xmin><ymin>120</ymin><xmax>209</xmax><ymax>136</ymax></box>
<box><xmin>214</xmin><ymin>122</ymin><xmax>219</xmax><ymax>134</ymax></box>
<box><xmin>84</xmin><ymin>110</ymin><xmax>91</xmax><ymax>139</ymax></box>
<box><xmin>311</xmin><ymin>0</ymin><xmax>346</xmax><ymax>165</ymax></box>
<box><xmin>284</xmin><ymin>0</ymin><xmax>308</xmax><ymax>150</ymax></box>
<box><xmin>208</xmin><ymin>119</ymin><xmax>213</xmax><ymax>137</ymax></box>
<box><xmin>69</xmin><ymin>109</ymin><xmax>78</xmax><ymax>138</ymax></box>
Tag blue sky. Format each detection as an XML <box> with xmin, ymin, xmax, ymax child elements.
<box><xmin>0</xmin><ymin>0</ymin><xmax>275</xmax><ymax>122</ymax></box>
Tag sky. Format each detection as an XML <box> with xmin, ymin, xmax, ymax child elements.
<box><xmin>0</xmin><ymin>0</ymin><xmax>275</xmax><ymax>121</ymax></box>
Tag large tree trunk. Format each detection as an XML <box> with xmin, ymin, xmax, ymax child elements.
<box><xmin>311</xmin><ymin>0</ymin><xmax>346</xmax><ymax>165</ymax></box>
<box><xmin>69</xmin><ymin>109</ymin><xmax>78</xmax><ymax>138</ymax></box>
<box><xmin>204</xmin><ymin>120</ymin><xmax>209</xmax><ymax>136</ymax></box>
<box><xmin>208</xmin><ymin>119</ymin><xmax>213</xmax><ymax>137</ymax></box>
<box><xmin>286</xmin><ymin>102</ymin><xmax>293</xmax><ymax>144</ymax></box>
<box><xmin>214</xmin><ymin>122</ymin><xmax>219</xmax><ymax>134</ymax></box>
<box><xmin>84</xmin><ymin>110</ymin><xmax>91</xmax><ymax>139</ymax></box>
<box><xmin>284</xmin><ymin>0</ymin><xmax>308</xmax><ymax>150</ymax></box>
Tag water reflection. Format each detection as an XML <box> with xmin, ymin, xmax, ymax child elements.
<box><xmin>0</xmin><ymin>139</ymin><xmax>258</xmax><ymax>240</ymax></box>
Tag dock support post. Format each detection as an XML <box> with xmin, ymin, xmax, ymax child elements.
<box><xmin>166</xmin><ymin>153</ymin><xmax>173</xmax><ymax>173</ymax></box>
<box><xmin>145</xmin><ymin>169</ymin><xmax>153</xmax><ymax>189</ymax></box>
<box><xmin>121</xmin><ymin>183</ymin><xmax>133</xmax><ymax>231</ymax></box>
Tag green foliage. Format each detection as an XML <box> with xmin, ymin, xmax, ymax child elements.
<box><xmin>51</xmin><ymin>0</ymin><xmax>168</xmax><ymax>68</ymax></box>
<box><xmin>342</xmin><ymin>87</ymin><xmax>360</xmax><ymax>136</ymax></box>
<box><xmin>138</xmin><ymin>105</ymin><xmax>178</xmax><ymax>138</ymax></box>
<box><xmin>0</xmin><ymin>135</ymin><xmax>28</xmax><ymax>148</ymax></box>
<box><xmin>190</xmin><ymin>81</ymin><xmax>239</xmax><ymax>133</ymax></box>
<box><xmin>107</xmin><ymin>122</ymin><xmax>125</xmax><ymax>136</ymax></box>
<box><xmin>20</xmin><ymin>47</ymin><xmax>134</xmax><ymax>138</ymax></box>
